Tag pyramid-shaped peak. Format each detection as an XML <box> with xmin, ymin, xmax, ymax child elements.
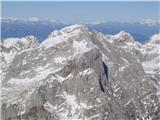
<box><xmin>113</xmin><ymin>31</ymin><xmax>134</xmax><ymax>43</ymax></box>
<box><xmin>61</xmin><ymin>24</ymin><xmax>87</xmax><ymax>33</ymax></box>
<box><xmin>47</xmin><ymin>24</ymin><xmax>88</xmax><ymax>38</ymax></box>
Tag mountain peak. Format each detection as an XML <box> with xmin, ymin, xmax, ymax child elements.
<box><xmin>112</xmin><ymin>31</ymin><xmax>134</xmax><ymax>43</ymax></box>
<box><xmin>42</xmin><ymin>24</ymin><xmax>89</xmax><ymax>49</ymax></box>
<box><xmin>2</xmin><ymin>36</ymin><xmax>39</xmax><ymax>49</ymax></box>
<box><xmin>47</xmin><ymin>24</ymin><xmax>87</xmax><ymax>38</ymax></box>
<box><xmin>60</xmin><ymin>24</ymin><xmax>87</xmax><ymax>33</ymax></box>
<box><xmin>147</xmin><ymin>33</ymin><xmax>160</xmax><ymax>45</ymax></box>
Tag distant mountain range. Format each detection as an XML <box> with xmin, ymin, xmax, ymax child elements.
<box><xmin>1</xmin><ymin>17</ymin><xmax>159</xmax><ymax>43</ymax></box>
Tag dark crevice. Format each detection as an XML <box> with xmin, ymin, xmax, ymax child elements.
<box><xmin>99</xmin><ymin>62</ymin><xmax>109</xmax><ymax>92</ymax></box>
<box><xmin>103</xmin><ymin>62</ymin><xmax>108</xmax><ymax>84</ymax></box>
<box><xmin>99</xmin><ymin>77</ymin><xmax>105</xmax><ymax>92</ymax></box>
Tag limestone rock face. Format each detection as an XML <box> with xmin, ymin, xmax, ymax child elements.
<box><xmin>91</xmin><ymin>31</ymin><xmax>160</xmax><ymax>120</ymax></box>
<box><xmin>1</xmin><ymin>25</ymin><xmax>108</xmax><ymax>120</ymax></box>
<box><xmin>141</xmin><ymin>34</ymin><xmax>160</xmax><ymax>98</ymax></box>
<box><xmin>142</xmin><ymin>33</ymin><xmax>160</xmax><ymax>75</ymax></box>
<box><xmin>1</xmin><ymin>25</ymin><xmax>160</xmax><ymax>120</ymax></box>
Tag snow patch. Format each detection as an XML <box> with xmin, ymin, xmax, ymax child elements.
<box><xmin>43</xmin><ymin>101</ymin><xmax>55</xmax><ymax>113</ymax></box>
<box><xmin>79</xmin><ymin>68</ymin><xmax>94</xmax><ymax>76</ymax></box>
<box><xmin>54</xmin><ymin>57</ymin><xmax>67</xmax><ymax>64</ymax></box>
<box><xmin>8</xmin><ymin>67</ymin><xmax>62</xmax><ymax>86</ymax></box>
<box><xmin>73</xmin><ymin>40</ymin><xmax>93</xmax><ymax>55</ymax></box>
<box><xmin>63</xmin><ymin>92</ymin><xmax>79</xmax><ymax>114</ymax></box>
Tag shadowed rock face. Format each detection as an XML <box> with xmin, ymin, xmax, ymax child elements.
<box><xmin>1</xmin><ymin>25</ymin><xmax>160</xmax><ymax>120</ymax></box>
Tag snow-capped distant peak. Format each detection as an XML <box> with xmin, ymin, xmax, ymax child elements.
<box><xmin>1</xmin><ymin>17</ymin><xmax>40</xmax><ymax>22</ymax></box>
<box><xmin>140</xmin><ymin>19</ymin><xmax>160</xmax><ymax>26</ymax></box>
<box><xmin>26</xmin><ymin>17</ymin><xmax>40</xmax><ymax>22</ymax></box>
<box><xmin>1</xmin><ymin>17</ymin><xmax>60</xmax><ymax>23</ymax></box>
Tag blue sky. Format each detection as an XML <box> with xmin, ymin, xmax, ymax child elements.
<box><xmin>2</xmin><ymin>1</ymin><xmax>159</xmax><ymax>23</ymax></box>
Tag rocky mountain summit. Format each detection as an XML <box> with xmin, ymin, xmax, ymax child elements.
<box><xmin>1</xmin><ymin>25</ymin><xmax>160</xmax><ymax>120</ymax></box>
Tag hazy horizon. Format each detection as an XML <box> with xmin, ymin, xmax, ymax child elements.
<box><xmin>2</xmin><ymin>1</ymin><xmax>159</xmax><ymax>23</ymax></box>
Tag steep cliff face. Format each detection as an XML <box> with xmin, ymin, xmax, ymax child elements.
<box><xmin>1</xmin><ymin>25</ymin><xmax>160</xmax><ymax>120</ymax></box>
<box><xmin>104</xmin><ymin>31</ymin><xmax>160</xmax><ymax>99</ymax></box>
<box><xmin>91</xmin><ymin>31</ymin><xmax>160</xmax><ymax>120</ymax></box>
<box><xmin>141</xmin><ymin>33</ymin><xmax>160</xmax><ymax>98</ymax></box>
<box><xmin>142</xmin><ymin>33</ymin><xmax>160</xmax><ymax>74</ymax></box>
